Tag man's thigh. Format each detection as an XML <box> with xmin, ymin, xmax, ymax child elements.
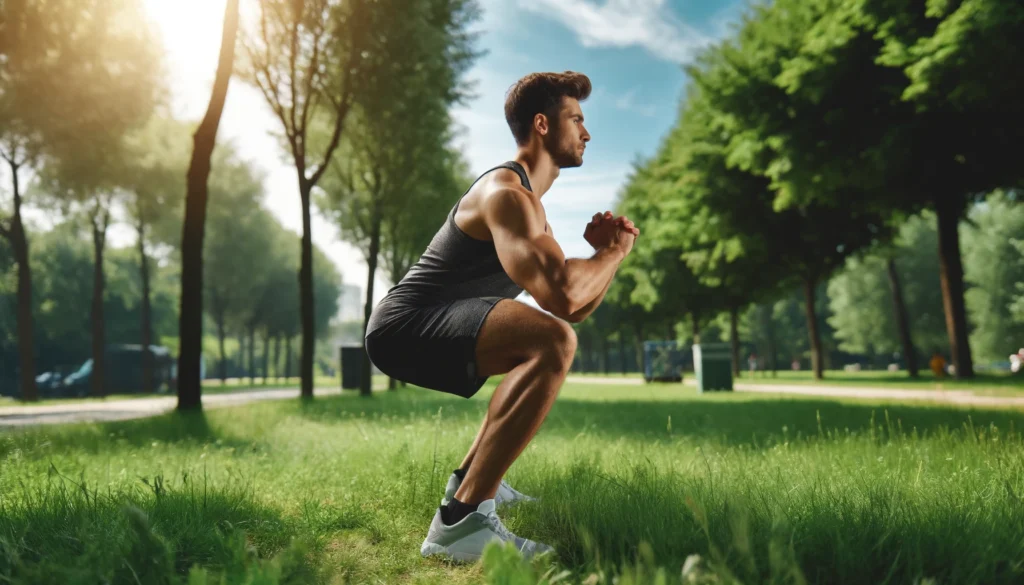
<box><xmin>474</xmin><ymin>299</ymin><xmax>574</xmax><ymax>378</ymax></box>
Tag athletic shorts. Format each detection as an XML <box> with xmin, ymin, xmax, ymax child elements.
<box><xmin>364</xmin><ymin>296</ymin><xmax>506</xmax><ymax>398</ymax></box>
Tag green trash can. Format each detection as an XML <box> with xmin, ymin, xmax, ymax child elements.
<box><xmin>340</xmin><ymin>345</ymin><xmax>364</xmax><ymax>390</ymax></box>
<box><xmin>693</xmin><ymin>343</ymin><xmax>733</xmax><ymax>392</ymax></box>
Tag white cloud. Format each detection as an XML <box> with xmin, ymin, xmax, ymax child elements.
<box><xmin>613</xmin><ymin>89</ymin><xmax>658</xmax><ymax>117</ymax></box>
<box><xmin>518</xmin><ymin>0</ymin><xmax>715</xmax><ymax>63</ymax></box>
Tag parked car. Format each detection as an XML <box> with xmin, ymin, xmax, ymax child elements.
<box><xmin>61</xmin><ymin>344</ymin><xmax>175</xmax><ymax>397</ymax></box>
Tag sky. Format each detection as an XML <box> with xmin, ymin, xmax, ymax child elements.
<box><xmin>127</xmin><ymin>0</ymin><xmax>746</xmax><ymax>311</ymax></box>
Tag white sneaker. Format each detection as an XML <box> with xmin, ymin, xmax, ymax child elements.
<box><xmin>420</xmin><ymin>499</ymin><xmax>553</xmax><ymax>562</ymax></box>
<box><xmin>440</xmin><ymin>472</ymin><xmax>538</xmax><ymax>508</ymax></box>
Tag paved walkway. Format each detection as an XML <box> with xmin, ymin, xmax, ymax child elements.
<box><xmin>0</xmin><ymin>387</ymin><xmax>342</xmax><ymax>427</ymax></box>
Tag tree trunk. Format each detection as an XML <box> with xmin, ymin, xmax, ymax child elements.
<box><xmin>360</xmin><ymin>205</ymin><xmax>383</xmax><ymax>397</ymax></box>
<box><xmin>803</xmin><ymin>277</ymin><xmax>824</xmax><ymax>380</ymax></box>
<box><xmin>237</xmin><ymin>332</ymin><xmax>245</xmax><ymax>380</ymax></box>
<box><xmin>90</xmin><ymin>215</ymin><xmax>108</xmax><ymax>397</ymax></box>
<box><xmin>177</xmin><ymin>0</ymin><xmax>239</xmax><ymax>411</ymax></box>
<box><xmin>619</xmin><ymin>333</ymin><xmax>628</xmax><ymax>374</ymax></box>
<box><xmin>262</xmin><ymin>330</ymin><xmax>270</xmax><ymax>385</ymax></box>
<box><xmin>729</xmin><ymin>305</ymin><xmax>740</xmax><ymax>378</ymax></box>
<box><xmin>935</xmin><ymin>195</ymin><xmax>974</xmax><ymax>378</ymax></box>
<box><xmin>600</xmin><ymin>336</ymin><xmax>609</xmax><ymax>374</ymax></box>
<box><xmin>634</xmin><ymin>323</ymin><xmax>645</xmax><ymax>376</ymax></box>
<box><xmin>299</xmin><ymin>182</ymin><xmax>316</xmax><ymax>399</ymax></box>
<box><xmin>285</xmin><ymin>336</ymin><xmax>293</xmax><ymax>382</ymax></box>
<box><xmin>248</xmin><ymin>324</ymin><xmax>256</xmax><ymax>386</ymax></box>
<box><xmin>137</xmin><ymin>220</ymin><xmax>153</xmax><ymax>393</ymax></box>
<box><xmin>886</xmin><ymin>258</ymin><xmax>919</xmax><ymax>378</ymax></box>
<box><xmin>272</xmin><ymin>334</ymin><xmax>281</xmax><ymax>382</ymax></box>
<box><xmin>5</xmin><ymin>161</ymin><xmax>37</xmax><ymax>401</ymax></box>
<box><xmin>216</xmin><ymin>312</ymin><xmax>227</xmax><ymax>384</ymax></box>
<box><xmin>388</xmin><ymin>376</ymin><xmax>397</xmax><ymax>390</ymax></box>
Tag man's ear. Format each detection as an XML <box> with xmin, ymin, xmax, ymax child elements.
<box><xmin>533</xmin><ymin>112</ymin><xmax>550</xmax><ymax>136</ymax></box>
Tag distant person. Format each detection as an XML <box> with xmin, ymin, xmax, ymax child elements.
<box><xmin>364</xmin><ymin>72</ymin><xmax>640</xmax><ymax>562</ymax></box>
<box><xmin>748</xmin><ymin>352</ymin><xmax>758</xmax><ymax>373</ymax></box>
<box><xmin>930</xmin><ymin>351</ymin><xmax>947</xmax><ymax>378</ymax></box>
<box><xmin>791</xmin><ymin>358</ymin><xmax>801</xmax><ymax>371</ymax></box>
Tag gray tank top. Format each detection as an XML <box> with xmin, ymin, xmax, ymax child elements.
<box><xmin>380</xmin><ymin>161</ymin><xmax>532</xmax><ymax>306</ymax></box>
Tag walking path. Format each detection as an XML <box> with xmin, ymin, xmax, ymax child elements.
<box><xmin>564</xmin><ymin>375</ymin><xmax>1024</xmax><ymax>408</ymax></box>
<box><xmin>0</xmin><ymin>387</ymin><xmax>341</xmax><ymax>427</ymax></box>
<box><xmin>2</xmin><ymin>376</ymin><xmax>1021</xmax><ymax>427</ymax></box>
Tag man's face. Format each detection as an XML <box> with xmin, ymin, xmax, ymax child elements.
<box><xmin>542</xmin><ymin>96</ymin><xmax>590</xmax><ymax>168</ymax></box>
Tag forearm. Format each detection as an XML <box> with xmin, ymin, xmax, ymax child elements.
<box><xmin>567</xmin><ymin>266</ymin><xmax>616</xmax><ymax>322</ymax></box>
<box><xmin>557</xmin><ymin>245</ymin><xmax>624</xmax><ymax>314</ymax></box>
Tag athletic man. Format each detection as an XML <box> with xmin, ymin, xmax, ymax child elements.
<box><xmin>365</xmin><ymin>71</ymin><xmax>640</xmax><ymax>562</ymax></box>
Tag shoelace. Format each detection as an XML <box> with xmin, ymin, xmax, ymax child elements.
<box><xmin>485</xmin><ymin>511</ymin><xmax>517</xmax><ymax>542</ymax></box>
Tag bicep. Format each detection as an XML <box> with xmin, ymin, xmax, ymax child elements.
<box><xmin>485</xmin><ymin>192</ymin><xmax>568</xmax><ymax>309</ymax></box>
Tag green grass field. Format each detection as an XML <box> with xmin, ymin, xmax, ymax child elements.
<box><xmin>3</xmin><ymin>379</ymin><xmax>1024</xmax><ymax>584</ymax></box>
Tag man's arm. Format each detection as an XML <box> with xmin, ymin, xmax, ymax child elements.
<box><xmin>485</xmin><ymin>188</ymin><xmax>626</xmax><ymax>319</ymax></box>
<box><xmin>565</xmin><ymin>266</ymin><xmax>616</xmax><ymax>322</ymax></box>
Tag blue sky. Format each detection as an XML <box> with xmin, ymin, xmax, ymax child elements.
<box><xmin>115</xmin><ymin>0</ymin><xmax>748</xmax><ymax>310</ymax></box>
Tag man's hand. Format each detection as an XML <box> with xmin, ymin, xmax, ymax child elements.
<box><xmin>584</xmin><ymin>211</ymin><xmax>639</xmax><ymax>251</ymax></box>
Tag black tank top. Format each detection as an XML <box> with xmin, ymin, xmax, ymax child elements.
<box><xmin>378</xmin><ymin>161</ymin><xmax>531</xmax><ymax>306</ymax></box>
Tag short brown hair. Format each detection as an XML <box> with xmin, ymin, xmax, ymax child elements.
<box><xmin>504</xmin><ymin>71</ymin><xmax>592</xmax><ymax>146</ymax></box>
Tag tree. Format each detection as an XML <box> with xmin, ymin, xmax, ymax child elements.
<box><xmin>1</xmin><ymin>0</ymin><xmax>160</xmax><ymax>400</ymax></box>
<box><xmin>963</xmin><ymin>192</ymin><xmax>1024</xmax><ymax>363</ymax></box>
<box><xmin>757</xmin><ymin>0</ymin><xmax>1024</xmax><ymax>378</ymax></box>
<box><xmin>177</xmin><ymin>0</ymin><xmax>240</xmax><ymax>411</ymax></box>
<box><xmin>239</xmin><ymin>0</ymin><xmax>379</xmax><ymax>399</ymax></box>
<box><xmin>676</xmin><ymin>1</ymin><xmax>900</xmax><ymax>378</ymax></box>
<box><xmin>827</xmin><ymin>212</ymin><xmax>947</xmax><ymax>372</ymax></box>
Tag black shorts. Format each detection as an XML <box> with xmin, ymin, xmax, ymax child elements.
<box><xmin>364</xmin><ymin>296</ymin><xmax>506</xmax><ymax>398</ymax></box>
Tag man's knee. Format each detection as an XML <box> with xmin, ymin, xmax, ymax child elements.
<box><xmin>538</xmin><ymin>319</ymin><xmax>577</xmax><ymax>371</ymax></box>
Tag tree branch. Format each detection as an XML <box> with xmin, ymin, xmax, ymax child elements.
<box><xmin>287</xmin><ymin>3</ymin><xmax>300</xmax><ymax>160</ymax></box>
<box><xmin>307</xmin><ymin>49</ymin><xmax>355</xmax><ymax>187</ymax></box>
<box><xmin>298</xmin><ymin>3</ymin><xmax>326</xmax><ymax>144</ymax></box>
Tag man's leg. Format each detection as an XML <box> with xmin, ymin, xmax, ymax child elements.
<box><xmin>457</xmin><ymin>413</ymin><xmax>488</xmax><ymax>473</ymax></box>
<box><xmin>453</xmin><ymin>299</ymin><xmax>576</xmax><ymax>505</ymax></box>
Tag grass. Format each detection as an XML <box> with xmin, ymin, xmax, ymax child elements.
<box><xmin>3</xmin><ymin>378</ymin><xmax>1024</xmax><ymax>584</ymax></box>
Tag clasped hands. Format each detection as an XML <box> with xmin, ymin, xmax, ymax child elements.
<box><xmin>583</xmin><ymin>210</ymin><xmax>640</xmax><ymax>254</ymax></box>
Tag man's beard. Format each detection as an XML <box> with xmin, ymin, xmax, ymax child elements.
<box><xmin>545</xmin><ymin>124</ymin><xmax>583</xmax><ymax>168</ymax></box>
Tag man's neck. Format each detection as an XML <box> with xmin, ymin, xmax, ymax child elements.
<box><xmin>512</xmin><ymin>151</ymin><xmax>559</xmax><ymax>198</ymax></box>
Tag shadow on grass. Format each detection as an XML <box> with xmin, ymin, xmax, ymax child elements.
<box><xmin>295</xmin><ymin>385</ymin><xmax>1024</xmax><ymax>448</ymax></box>
<box><xmin>0</xmin><ymin>471</ymin><xmax>318</xmax><ymax>583</ymax></box>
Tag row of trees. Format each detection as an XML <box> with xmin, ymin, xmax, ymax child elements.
<box><xmin>0</xmin><ymin>136</ymin><xmax>343</xmax><ymax>393</ymax></box>
<box><xmin>2</xmin><ymin>0</ymin><xmax>483</xmax><ymax>404</ymax></box>
<box><xmin>589</xmin><ymin>0</ymin><xmax>1023</xmax><ymax>380</ymax></box>
<box><xmin>571</xmin><ymin>197</ymin><xmax>1024</xmax><ymax>375</ymax></box>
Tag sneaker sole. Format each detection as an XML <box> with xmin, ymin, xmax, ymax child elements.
<box><xmin>421</xmin><ymin>540</ymin><xmax>554</xmax><ymax>563</ymax></box>
<box><xmin>420</xmin><ymin>541</ymin><xmax>481</xmax><ymax>563</ymax></box>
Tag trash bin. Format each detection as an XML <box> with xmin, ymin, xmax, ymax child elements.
<box><xmin>643</xmin><ymin>340</ymin><xmax>685</xmax><ymax>382</ymax></box>
<box><xmin>692</xmin><ymin>342</ymin><xmax>733</xmax><ymax>392</ymax></box>
<box><xmin>340</xmin><ymin>345</ymin><xmax>364</xmax><ymax>390</ymax></box>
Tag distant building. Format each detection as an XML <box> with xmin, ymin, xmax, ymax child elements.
<box><xmin>338</xmin><ymin>283</ymin><xmax>362</xmax><ymax>322</ymax></box>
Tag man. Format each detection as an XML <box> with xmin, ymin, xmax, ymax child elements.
<box><xmin>365</xmin><ymin>71</ymin><xmax>640</xmax><ymax>562</ymax></box>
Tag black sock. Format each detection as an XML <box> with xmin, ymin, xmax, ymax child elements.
<box><xmin>441</xmin><ymin>497</ymin><xmax>477</xmax><ymax>526</ymax></box>
<box><xmin>453</xmin><ymin>468</ymin><xmax>467</xmax><ymax>480</ymax></box>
